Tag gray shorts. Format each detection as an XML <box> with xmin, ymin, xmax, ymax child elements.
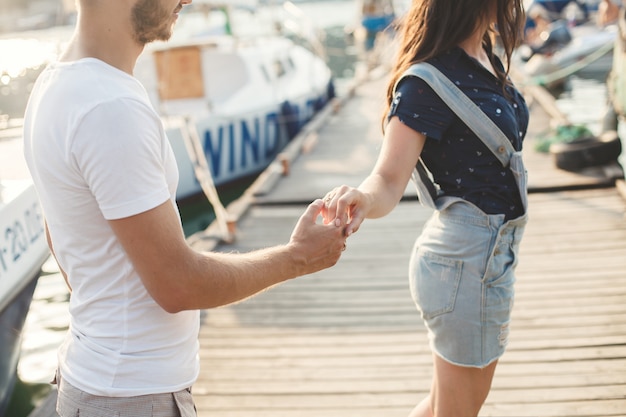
<box><xmin>55</xmin><ymin>372</ymin><xmax>196</xmax><ymax>417</ymax></box>
<box><xmin>410</xmin><ymin>200</ymin><xmax>527</xmax><ymax>368</ymax></box>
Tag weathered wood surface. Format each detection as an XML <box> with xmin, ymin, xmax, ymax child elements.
<box><xmin>27</xmin><ymin>71</ymin><xmax>626</xmax><ymax>417</ymax></box>
<box><xmin>190</xmin><ymin>193</ymin><xmax>626</xmax><ymax>417</ymax></box>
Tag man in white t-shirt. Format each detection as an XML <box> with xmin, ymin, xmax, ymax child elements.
<box><xmin>22</xmin><ymin>0</ymin><xmax>347</xmax><ymax>415</ymax></box>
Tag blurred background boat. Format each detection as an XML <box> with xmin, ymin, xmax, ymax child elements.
<box><xmin>516</xmin><ymin>0</ymin><xmax>618</xmax><ymax>87</ymax></box>
<box><xmin>0</xmin><ymin>179</ymin><xmax>49</xmax><ymax>417</ymax></box>
<box><xmin>517</xmin><ymin>20</ymin><xmax>616</xmax><ymax>87</ymax></box>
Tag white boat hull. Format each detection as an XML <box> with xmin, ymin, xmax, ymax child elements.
<box><xmin>0</xmin><ymin>181</ymin><xmax>49</xmax><ymax>415</ymax></box>
<box><xmin>0</xmin><ymin>181</ymin><xmax>48</xmax><ymax>313</ymax></box>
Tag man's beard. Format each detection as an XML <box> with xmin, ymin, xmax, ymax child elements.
<box><xmin>131</xmin><ymin>0</ymin><xmax>176</xmax><ymax>45</ymax></box>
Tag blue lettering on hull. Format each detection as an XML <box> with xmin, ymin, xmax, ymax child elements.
<box><xmin>202</xmin><ymin>111</ymin><xmax>283</xmax><ymax>183</ymax></box>
<box><xmin>189</xmin><ymin>94</ymin><xmax>327</xmax><ymax>189</ymax></box>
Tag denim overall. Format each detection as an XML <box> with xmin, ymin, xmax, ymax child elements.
<box><xmin>399</xmin><ymin>63</ymin><xmax>529</xmax><ymax>367</ymax></box>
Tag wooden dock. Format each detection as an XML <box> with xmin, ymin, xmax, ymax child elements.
<box><xmin>27</xmin><ymin>68</ymin><xmax>626</xmax><ymax>416</ymax></box>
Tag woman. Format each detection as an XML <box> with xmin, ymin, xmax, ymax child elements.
<box><xmin>322</xmin><ymin>1</ymin><xmax>528</xmax><ymax>416</ymax></box>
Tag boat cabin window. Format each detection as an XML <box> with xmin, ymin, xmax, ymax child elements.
<box><xmin>262</xmin><ymin>58</ymin><xmax>292</xmax><ymax>81</ymax></box>
<box><xmin>154</xmin><ymin>46</ymin><xmax>204</xmax><ymax>100</ymax></box>
<box><xmin>153</xmin><ymin>46</ymin><xmax>248</xmax><ymax>106</ymax></box>
<box><xmin>273</xmin><ymin>60</ymin><xmax>286</xmax><ymax>78</ymax></box>
<box><xmin>260</xmin><ymin>65</ymin><xmax>270</xmax><ymax>82</ymax></box>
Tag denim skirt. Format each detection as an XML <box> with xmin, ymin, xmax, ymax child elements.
<box><xmin>409</xmin><ymin>198</ymin><xmax>527</xmax><ymax>368</ymax></box>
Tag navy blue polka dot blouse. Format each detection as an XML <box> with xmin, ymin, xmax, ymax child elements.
<box><xmin>388</xmin><ymin>47</ymin><xmax>529</xmax><ymax>220</ymax></box>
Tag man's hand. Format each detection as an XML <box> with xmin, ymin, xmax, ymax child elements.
<box><xmin>288</xmin><ymin>199</ymin><xmax>347</xmax><ymax>275</ymax></box>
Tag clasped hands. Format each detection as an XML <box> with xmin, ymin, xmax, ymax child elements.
<box><xmin>288</xmin><ymin>186</ymin><xmax>366</xmax><ymax>275</ymax></box>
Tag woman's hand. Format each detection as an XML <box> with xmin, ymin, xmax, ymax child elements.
<box><xmin>321</xmin><ymin>185</ymin><xmax>371</xmax><ymax>237</ymax></box>
<box><xmin>320</xmin><ymin>117</ymin><xmax>425</xmax><ymax>238</ymax></box>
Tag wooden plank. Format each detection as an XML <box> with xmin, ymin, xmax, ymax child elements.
<box><xmin>190</xmin><ymin>186</ymin><xmax>626</xmax><ymax>416</ymax></box>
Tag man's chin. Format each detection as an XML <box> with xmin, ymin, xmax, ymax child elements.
<box><xmin>159</xmin><ymin>26</ymin><xmax>175</xmax><ymax>42</ymax></box>
<box><xmin>139</xmin><ymin>30</ymin><xmax>174</xmax><ymax>45</ymax></box>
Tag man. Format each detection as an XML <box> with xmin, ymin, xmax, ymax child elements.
<box><xmin>22</xmin><ymin>0</ymin><xmax>347</xmax><ymax>415</ymax></box>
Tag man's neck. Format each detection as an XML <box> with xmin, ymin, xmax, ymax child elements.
<box><xmin>60</xmin><ymin>13</ymin><xmax>143</xmax><ymax>75</ymax></box>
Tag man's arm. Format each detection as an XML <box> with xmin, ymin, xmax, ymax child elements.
<box><xmin>108</xmin><ymin>199</ymin><xmax>345</xmax><ymax>313</ymax></box>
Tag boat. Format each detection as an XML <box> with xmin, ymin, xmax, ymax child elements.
<box><xmin>516</xmin><ymin>19</ymin><xmax>617</xmax><ymax>87</ymax></box>
<box><xmin>0</xmin><ymin>179</ymin><xmax>49</xmax><ymax>416</ymax></box>
<box><xmin>133</xmin><ymin>0</ymin><xmax>336</xmax><ymax>201</ymax></box>
<box><xmin>525</xmin><ymin>0</ymin><xmax>595</xmax><ymax>23</ymax></box>
<box><xmin>515</xmin><ymin>0</ymin><xmax>617</xmax><ymax>87</ymax></box>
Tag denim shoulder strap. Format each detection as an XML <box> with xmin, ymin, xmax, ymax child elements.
<box><xmin>396</xmin><ymin>62</ymin><xmax>515</xmax><ymax>167</ymax></box>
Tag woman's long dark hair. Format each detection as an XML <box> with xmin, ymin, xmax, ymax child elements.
<box><xmin>383</xmin><ymin>0</ymin><xmax>525</xmax><ymax>126</ymax></box>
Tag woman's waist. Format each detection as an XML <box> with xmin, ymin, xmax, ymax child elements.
<box><xmin>434</xmin><ymin>196</ymin><xmax>527</xmax><ymax>229</ymax></box>
<box><xmin>435</xmin><ymin>186</ymin><xmax>525</xmax><ymax>220</ymax></box>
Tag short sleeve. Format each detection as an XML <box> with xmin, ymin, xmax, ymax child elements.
<box><xmin>71</xmin><ymin>98</ymin><xmax>171</xmax><ymax>220</ymax></box>
<box><xmin>387</xmin><ymin>76</ymin><xmax>455</xmax><ymax>141</ymax></box>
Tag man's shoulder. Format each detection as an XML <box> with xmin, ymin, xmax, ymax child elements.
<box><xmin>50</xmin><ymin>59</ymin><xmax>146</xmax><ymax>102</ymax></box>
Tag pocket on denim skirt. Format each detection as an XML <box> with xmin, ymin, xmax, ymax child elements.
<box><xmin>410</xmin><ymin>249</ymin><xmax>463</xmax><ymax>319</ymax></box>
<box><xmin>484</xmin><ymin>238</ymin><xmax>519</xmax><ymax>289</ymax></box>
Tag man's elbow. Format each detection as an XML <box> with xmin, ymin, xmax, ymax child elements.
<box><xmin>152</xmin><ymin>286</ymin><xmax>224</xmax><ymax>313</ymax></box>
<box><xmin>152</xmin><ymin>288</ymin><xmax>189</xmax><ymax>314</ymax></box>
<box><xmin>141</xmin><ymin>270</ymin><xmax>195</xmax><ymax>314</ymax></box>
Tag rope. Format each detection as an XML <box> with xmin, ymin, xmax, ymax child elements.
<box><xmin>180</xmin><ymin>117</ymin><xmax>234</xmax><ymax>243</ymax></box>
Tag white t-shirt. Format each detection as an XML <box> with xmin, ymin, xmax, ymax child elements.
<box><xmin>23</xmin><ymin>58</ymin><xmax>200</xmax><ymax>396</ymax></box>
